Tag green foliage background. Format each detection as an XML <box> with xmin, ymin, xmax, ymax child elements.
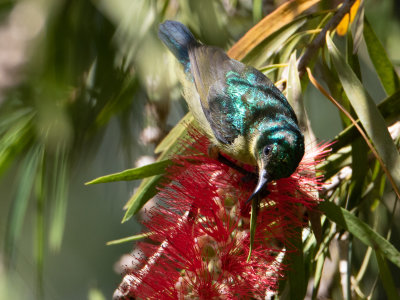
<box><xmin>0</xmin><ymin>0</ymin><xmax>400</xmax><ymax>299</ymax></box>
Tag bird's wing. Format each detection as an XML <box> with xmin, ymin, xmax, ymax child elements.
<box><xmin>189</xmin><ymin>45</ymin><xmax>246</xmax><ymax>144</ymax></box>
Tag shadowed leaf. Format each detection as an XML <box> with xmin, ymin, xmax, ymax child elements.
<box><xmin>320</xmin><ymin>201</ymin><xmax>400</xmax><ymax>268</ymax></box>
<box><xmin>327</xmin><ymin>34</ymin><xmax>400</xmax><ymax>199</ymax></box>
<box><xmin>363</xmin><ymin>19</ymin><xmax>400</xmax><ymax>95</ymax></box>
<box><xmin>375</xmin><ymin>250</ymin><xmax>400</xmax><ymax>300</ymax></box>
<box><xmin>122</xmin><ymin>175</ymin><xmax>163</xmax><ymax>223</ymax></box>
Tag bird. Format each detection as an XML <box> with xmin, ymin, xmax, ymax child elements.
<box><xmin>158</xmin><ymin>20</ymin><xmax>304</xmax><ymax>202</ymax></box>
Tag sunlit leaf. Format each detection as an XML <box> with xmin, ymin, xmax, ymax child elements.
<box><xmin>86</xmin><ymin>159</ymin><xmax>172</xmax><ymax>185</ymax></box>
<box><xmin>228</xmin><ymin>0</ymin><xmax>320</xmax><ymax>60</ymax></box>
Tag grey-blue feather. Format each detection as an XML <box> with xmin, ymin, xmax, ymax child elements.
<box><xmin>158</xmin><ymin>20</ymin><xmax>199</xmax><ymax>72</ymax></box>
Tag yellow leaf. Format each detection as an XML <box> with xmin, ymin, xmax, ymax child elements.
<box><xmin>336</xmin><ymin>0</ymin><xmax>361</xmax><ymax>36</ymax></box>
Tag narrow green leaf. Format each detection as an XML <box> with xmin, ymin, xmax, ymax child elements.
<box><xmin>122</xmin><ymin>174</ymin><xmax>162</xmax><ymax>223</ymax></box>
<box><xmin>106</xmin><ymin>232</ymin><xmax>153</xmax><ymax>245</ymax></box>
<box><xmin>247</xmin><ymin>196</ymin><xmax>259</xmax><ymax>261</ymax></box>
<box><xmin>86</xmin><ymin>159</ymin><xmax>172</xmax><ymax>185</ymax></box>
<box><xmin>375</xmin><ymin>250</ymin><xmax>400</xmax><ymax>300</ymax></box>
<box><xmin>34</xmin><ymin>148</ymin><xmax>45</xmax><ymax>298</ymax></box>
<box><xmin>0</xmin><ymin>114</ymin><xmax>33</xmax><ymax>175</ymax></box>
<box><xmin>311</xmin><ymin>252</ymin><xmax>325</xmax><ymax>300</ymax></box>
<box><xmin>327</xmin><ymin>34</ymin><xmax>400</xmax><ymax>198</ymax></box>
<box><xmin>49</xmin><ymin>147</ymin><xmax>69</xmax><ymax>251</ymax></box>
<box><xmin>252</xmin><ymin>0</ymin><xmax>262</xmax><ymax>23</ymax></box>
<box><xmin>285</xmin><ymin>225</ymin><xmax>307</xmax><ymax>300</ymax></box>
<box><xmin>363</xmin><ymin>19</ymin><xmax>400</xmax><ymax>95</ymax></box>
<box><xmin>320</xmin><ymin>201</ymin><xmax>400</xmax><ymax>268</ymax></box>
<box><xmin>287</xmin><ymin>52</ymin><xmax>316</xmax><ymax>147</ymax></box>
<box><xmin>5</xmin><ymin>144</ymin><xmax>44</xmax><ymax>262</ymax></box>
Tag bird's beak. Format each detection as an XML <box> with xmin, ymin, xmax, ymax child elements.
<box><xmin>246</xmin><ymin>168</ymin><xmax>269</xmax><ymax>203</ymax></box>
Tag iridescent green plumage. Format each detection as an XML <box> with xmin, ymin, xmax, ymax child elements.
<box><xmin>159</xmin><ymin>20</ymin><xmax>304</xmax><ymax>200</ymax></box>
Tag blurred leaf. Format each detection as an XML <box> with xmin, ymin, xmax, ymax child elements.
<box><xmin>252</xmin><ymin>0</ymin><xmax>262</xmax><ymax>23</ymax></box>
<box><xmin>227</xmin><ymin>0</ymin><xmax>320</xmax><ymax>60</ymax></box>
<box><xmin>88</xmin><ymin>288</ymin><xmax>106</xmax><ymax>300</ymax></box>
<box><xmin>34</xmin><ymin>146</ymin><xmax>45</xmax><ymax>297</ymax></box>
<box><xmin>106</xmin><ymin>232</ymin><xmax>153</xmax><ymax>245</ymax></box>
<box><xmin>363</xmin><ymin>19</ymin><xmax>400</xmax><ymax>95</ymax></box>
<box><xmin>0</xmin><ymin>111</ymin><xmax>34</xmax><ymax>174</ymax></box>
<box><xmin>375</xmin><ymin>250</ymin><xmax>400</xmax><ymax>300</ymax></box>
<box><xmin>49</xmin><ymin>147</ymin><xmax>69</xmax><ymax>251</ymax></box>
<box><xmin>320</xmin><ymin>201</ymin><xmax>400</xmax><ymax>268</ymax></box>
<box><xmin>5</xmin><ymin>144</ymin><xmax>44</xmax><ymax>262</ymax></box>
<box><xmin>122</xmin><ymin>175</ymin><xmax>162</xmax><ymax>223</ymax></box>
<box><xmin>327</xmin><ymin>35</ymin><xmax>400</xmax><ymax>199</ymax></box>
<box><xmin>86</xmin><ymin>159</ymin><xmax>172</xmax><ymax>185</ymax></box>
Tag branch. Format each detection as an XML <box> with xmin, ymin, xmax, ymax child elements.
<box><xmin>298</xmin><ymin>0</ymin><xmax>357</xmax><ymax>77</ymax></box>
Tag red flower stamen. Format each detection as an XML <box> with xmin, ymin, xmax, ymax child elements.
<box><xmin>115</xmin><ymin>130</ymin><xmax>331</xmax><ymax>299</ymax></box>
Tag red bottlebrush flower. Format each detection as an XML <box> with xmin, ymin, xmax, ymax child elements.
<box><xmin>114</xmin><ymin>130</ymin><xmax>331</xmax><ymax>299</ymax></box>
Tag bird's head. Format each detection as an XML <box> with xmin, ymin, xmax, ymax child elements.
<box><xmin>247</xmin><ymin>128</ymin><xmax>304</xmax><ymax>202</ymax></box>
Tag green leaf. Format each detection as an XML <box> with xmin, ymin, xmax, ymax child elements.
<box><xmin>363</xmin><ymin>18</ymin><xmax>400</xmax><ymax>95</ymax></box>
<box><xmin>0</xmin><ymin>114</ymin><xmax>34</xmax><ymax>175</ymax></box>
<box><xmin>122</xmin><ymin>174</ymin><xmax>163</xmax><ymax>223</ymax></box>
<box><xmin>106</xmin><ymin>232</ymin><xmax>153</xmax><ymax>245</ymax></box>
<box><xmin>49</xmin><ymin>147</ymin><xmax>69</xmax><ymax>251</ymax></box>
<box><xmin>331</xmin><ymin>90</ymin><xmax>400</xmax><ymax>152</ymax></box>
<box><xmin>247</xmin><ymin>196</ymin><xmax>259</xmax><ymax>261</ymax></box>
<box><xmin>287</xmin><ymin>52</ymin><xmax>316</xmax><ymax>147</ymax></box>
<box><xmin>327</xmin><ymin>34</ymin><xmax>400</xmax><ymax>198</ymax></box>
<box><xmin>5</xmin><ymin>144</ymin><xmax>44</xmax><ymax>262</ymax></box>
<box><xmin>320</xmin><ymin>201</ymin><xmax>400</xmax><ymax>268</ymax></box>
<box><xmin>86</xmin><ymin>159</ymin><xmax>172</xmax><ymax>185</ymax></box>
<box><xmin>285</xmin><ymin>225</ymin><xmax>307</xmax><ymax>300</ymax></box>
<box><xmin>375</xmin><ymin>250</ymin><xmax>400</xmax><ymax>300</ymax></box>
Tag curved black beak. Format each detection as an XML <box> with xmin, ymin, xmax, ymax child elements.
<box><xmin>246</xmin><ymin>169</ymin><xmax>269</xmax><ymax>203</ymax></box>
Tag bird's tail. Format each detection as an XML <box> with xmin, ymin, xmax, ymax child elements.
<box><xmin>158</xmin><ymin>21</ymin><xmax>199</xmax><ymax>70</ymax></box>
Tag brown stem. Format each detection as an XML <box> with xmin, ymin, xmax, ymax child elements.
<box><xmin>298</xmin><ymin>0</ymin><xmax>357</xmax><ymax>77</ymax></box>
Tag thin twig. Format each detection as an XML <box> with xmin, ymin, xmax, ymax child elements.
<box><xmin>298</xmin><ymin>0</ymin><xmax>357</xmax><ymax>77</ymax></box>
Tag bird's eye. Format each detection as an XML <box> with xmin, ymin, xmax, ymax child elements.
<box><xmin>263</xmin><ymin>145</ymin><xmax>272</xmax><ymax>155</ymax></box>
